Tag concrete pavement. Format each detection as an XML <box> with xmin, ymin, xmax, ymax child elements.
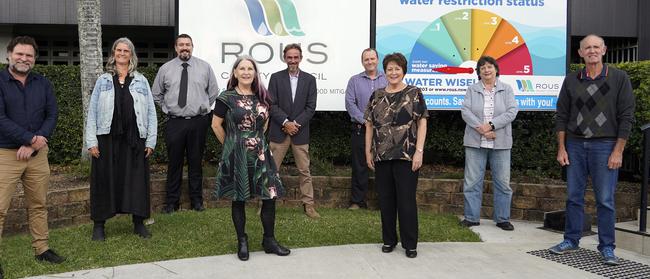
<box><xmin>25</xmin><ymin>219</ymin><xmax>650</xmax><ymax>279</ymax></box>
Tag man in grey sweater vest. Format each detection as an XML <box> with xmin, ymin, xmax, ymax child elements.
<box><xmin>549</xmin><ymin>34</ymin><xmax>635</xmax><ymax>266</ymax></box>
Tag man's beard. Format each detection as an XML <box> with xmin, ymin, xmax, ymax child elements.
<box><xmin>178</xmin><ymin>52</ymin><xmax>191</xmax><ymax>61</ymax></box>
<box><xmin>10</xmin><ymin>62</ymin><xmax>32</xmax><ymax>75</ymax></box>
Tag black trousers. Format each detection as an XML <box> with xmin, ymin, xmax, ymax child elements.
<box><xmin>164</xmin><ymin>114</ymin><xmax>211</xmax><ymax>207</ymax></box>
<box><xmin>350</xmin><ymin>123</ymin><xmax>368</xmax><ymax>206</ymax></box>
<box><xmin>375</xmin><ymin>160</ymin><xmax>419</xmax><ymax>250</ymax></box>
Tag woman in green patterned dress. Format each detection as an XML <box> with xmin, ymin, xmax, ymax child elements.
<box><xmin>211</xmin><ymin>56</ymin><xmax>290</xmax><ymax>261</ymax></box>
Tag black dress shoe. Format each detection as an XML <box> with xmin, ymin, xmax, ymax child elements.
<box><xmin>35</xmin><ymin>249</ymin><xmax>66</xmax><ymax>264</ymax></box>
<box><xmin>405</xmin><ymin>249</ymin><xmax>418</xmax><ymax>258</ymax></box>
<box><xmin>237</xmin><ymin>234</ymin><xmax>249</xmax><ymax>261</ymax></box>
<box><xmin>459</xmin><ymin>219</ymin><xmax>480</xmax><ymax>227</ymax></box>
<box><xmin>262</xmin><ymin>237</ymin><xmax>291</xmax><ymax>256</ymax></box>
<box><xmin>162</xmin><ymin>204</ymin><xmax>178</xmax><ymax>214</ymax></box>
<box><xmin>133</xmin><ymin>222</ymin><xmax>152</xmax><ymax>239</ymax></box>
<box><xmin>381</xmin><ymin>244</ymin><xmax>396</xmax><ymax>253</ymax></box>
<box><xmin>192</xmin><ymin>204</ymin><xmax>205</xmax><ymax>212</ymax></box>
<box><xmin>91</xmin><ymin>224</ymin><xmax>105</xmax><ymax>241</ymax></box>
<box><xmin>496</xmin><ymin>222</ymin><xmax>515</xmax><ymax>231</ymax></box>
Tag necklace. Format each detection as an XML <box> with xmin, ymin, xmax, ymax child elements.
<box><xmin>386</xmin><ymin>83</ymin><xmax>407</xmax><ymax>93</ymax></box>
<box><xmin>236</xmin><ymin>86</ymin><xmax>253</xmax><ymax>95</ymax></box>
<box><xmin>118</xmin><ymin>75</ymin><xmax>126</xmax><ymax>88</ymax></box>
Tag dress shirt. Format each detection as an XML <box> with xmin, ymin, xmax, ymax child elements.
<box><xmin>152</xmin><ymin>56</ymin><xmax>219</xmax><ymax>117</ymax></box>
<box><xmin>345</xmin><ymin>71</ymin><xmax>387</xmax><ymax>124</ymax></box>
<box><xmin>480</xmin><ymin>82</ymin><xmax>496</xmax><ymax>148</ymax></box>
<box><xmin>290</xmin><ymin>71</ymin><xmax>299</xmax><ymax>102</ymax></box>
<box><xmin>282</xmin><ymin>70</ymin><xmax>301</xmax><ymax>126</ymax></box>
<box><xmin>0</xmin><ymin>68</ymin><xmax>58</xmax><ymax>148</ymax></box>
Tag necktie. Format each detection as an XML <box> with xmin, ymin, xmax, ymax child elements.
<box><xmin>178</xmin><ymin>62</ymin><xmax>189</xmax><ymax>108</ymax></box>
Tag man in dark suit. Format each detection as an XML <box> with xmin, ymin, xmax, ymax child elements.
<box><xmin>268</xmin><ymin>43</ymin><xmax>320</xmax><ymax>219</ymax></box>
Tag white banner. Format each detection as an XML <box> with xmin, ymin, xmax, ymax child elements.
<box><xmin>179</xmin><ymin>0</ymin><xmax>370</xmax><ymax>111</ymax></box>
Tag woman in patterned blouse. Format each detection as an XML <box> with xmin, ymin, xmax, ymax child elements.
<box><xmin>364</xmin><ymin>52</ymin><xmax>428</xmax><ymax>258</ymax></box>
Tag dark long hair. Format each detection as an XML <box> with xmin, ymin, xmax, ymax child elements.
<box><xmin>226</xmin><ymin>56</ymin><xmax>271</xmax><ymax>107</ymax></box>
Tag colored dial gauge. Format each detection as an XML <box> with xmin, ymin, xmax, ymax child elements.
<box><xmin>409</xmin><ymin>9</ymin><xmax>533</xmax><ymax>76</ymax></box>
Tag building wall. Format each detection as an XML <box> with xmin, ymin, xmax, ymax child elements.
<box><xmin>6</xmin><ymin>24</ymin><xmax>175</xmax><ymax>66</ymax></box>
<box><xmin>0</xmin><ymin>0</ymin><xmax>174</xmax><ymax>26</ymax></box>
<box><xmin>638</xmin><ymin>0</ymin><xmax>650</xmax><ymax>60</ymax></box>
<box><xmin>570</xmin><ymin>0</ymin><xmax>638</xmax><ymax>37</ymax></box>
<box><xmin>0</xmin><ymin>25</ymin><xmax>13</xmax><ymax>62</ymax></box>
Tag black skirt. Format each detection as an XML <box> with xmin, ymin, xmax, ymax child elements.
<box><xmin>90</xmin><ymin>75</ymin><xmax>150</xmax><ymax>220</ymax></box>
<box><xmin>90</xmin><ymin>134</ymin><xmax>150</xmax><ymax>220</ymax></box>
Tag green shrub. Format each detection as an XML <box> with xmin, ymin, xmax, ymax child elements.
<box><xmin>2</xmin><ymin>61</ymin><xmax>648</xmax><ymax>178</ymax></box>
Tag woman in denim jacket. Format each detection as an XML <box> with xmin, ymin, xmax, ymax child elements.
<box><xmin>459</xmin><ymin>56</ymin><xmax>518</xmax><ymax>231</ymax></box>
<box><xmin>84</xmin><ymin>37</ymin><xmax>157</xmax><ymax>241</ymax></box>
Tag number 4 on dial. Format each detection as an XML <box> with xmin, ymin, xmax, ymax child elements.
<box><xmin>511</xmin><ymin>36</ymin><xmax>519</xmax><ymax>44</ymax></box>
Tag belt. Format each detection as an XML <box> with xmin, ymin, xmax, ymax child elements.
<box><xmin>168</xmin><ymin>114</ymin><xmax>205</xmax><ymax>120</ymax></box>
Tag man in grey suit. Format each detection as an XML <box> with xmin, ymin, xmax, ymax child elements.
<box><xmin>268</xmin><ymin>43</ymin><xmax>320</xmax><ymax>219</ymax></box>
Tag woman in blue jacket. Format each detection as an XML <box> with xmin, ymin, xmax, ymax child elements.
<box><xmin>459</xmin><ymin>56</ymin><xmax>518</xmax><ymax>231</ymax></box>
<box><xmin>84</xmin><ymin>37</ymin><xmax>157</xmax><ymax>241</ymax></box>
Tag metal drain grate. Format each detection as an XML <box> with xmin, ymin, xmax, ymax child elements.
<box><xmin>528</xmin><ymin>248</ymin><xmax>650</xmax><ymax>279</ymax></box>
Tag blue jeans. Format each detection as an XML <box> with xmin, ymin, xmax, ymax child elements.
<box><xmin>463</xmin><ymin>147</ymin><xmax>512</xmax><ymax>223</ymax></box>
<box><xmin>564</xmin><ymin>138</ymin><xmax>618</xmax><ymax>251</ymax></box>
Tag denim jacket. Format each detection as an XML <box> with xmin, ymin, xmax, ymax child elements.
<box><xmin>461</xmin><ymin>80</ymin><xmax>518</xmax><ymax>149</ymax></box>
<box><xmin>84</xmin><ymin>72</ymin><xmax>157</xmax><ymax>150</ymax></box>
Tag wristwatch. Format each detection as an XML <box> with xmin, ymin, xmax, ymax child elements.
<box><xmin>489</xmin><ymin>121</ymin><xmax>495</xmax><ymax>131</ymax></box>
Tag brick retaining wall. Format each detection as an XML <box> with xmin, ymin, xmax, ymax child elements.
<box><xmin>3</xmin><ymin>176</ymin><xmax>641</xmax><ymax>234</ymax></box>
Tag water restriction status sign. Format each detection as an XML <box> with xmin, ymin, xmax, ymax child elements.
<box><xmin>377</xmin><ymin>0</ymin><xmax>568</xmax><ymax>111</ymax></box>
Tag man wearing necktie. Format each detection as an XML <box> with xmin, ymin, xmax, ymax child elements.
<box><xmin>152</xmin><ymin>34</ymin><xmax>219</xmax><ymax>213</ymax></box>
<box><xmin>268</xmin><ymin>44</ymin><xmax>320</xmax><ymax>219</ymax></box>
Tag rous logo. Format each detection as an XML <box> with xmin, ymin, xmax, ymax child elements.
<box><xmin>516</xmin><ymin>79</ymin><xmax>534</xmax><ymax>92</ymax></box>
<box><xmin>244</xmin><ymin>0</ymin><xmax>305</xmax><ymax>36</ymax></box>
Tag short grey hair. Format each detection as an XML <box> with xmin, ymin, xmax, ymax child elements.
<box><xmin>579</xmin><ymin>34</ymin><xmax>606</xmax><ymax>49</ymax></box>
<box><xmin>105</xmin><ymin>37</ymin><xmax>138</xmax><ymax>76</ymax></box>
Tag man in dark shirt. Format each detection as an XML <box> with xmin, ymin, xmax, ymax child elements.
<box><xmin>549</xmin><ymin>34</ymin><xmax>635</xmax><ymax>266</ymax></box>
<box><xmin>0</xmin><ymin>36</ymin><xmax>64</xmax><ymax>273</ymax></box>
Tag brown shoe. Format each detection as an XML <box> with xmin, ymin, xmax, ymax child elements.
<box><xmin>304</xmin><ymin>204</ymin><xmax>321</xmax><ymax>219</ymax></box>
<box><xmin>348</xmin><ymin>204</ymin><xmax>360</xmax><ymax>210</ymax></box>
